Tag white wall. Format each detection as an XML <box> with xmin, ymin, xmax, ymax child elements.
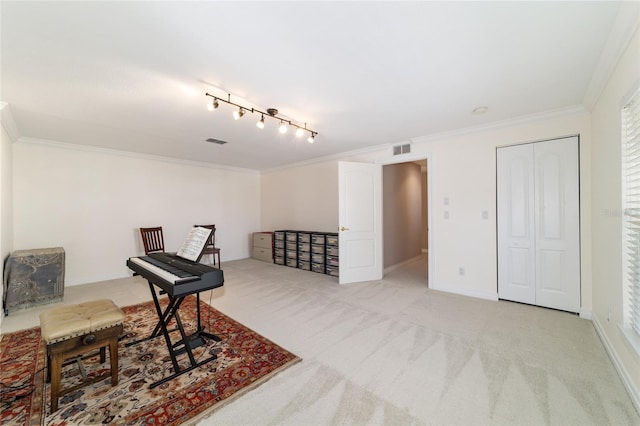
<box><xmin>590</xmin><ymin>24</ymin><xmax>640</xmax><ymax>408</ymax></box>
<box><xmin>13</xmin><ymin>140</ymin><xmax>260</xmax><ymax>286</ymax></box>
<box><xmin>261</xmin><ymin>161</ymin><xmax>339</xmax><ymax>232</ymax></box>
<box><xmin>410</xmin><ymin>114</ymin><xmax>592</xmax><ymax>303</ymax></box>
<box><xmin>261</xmin><ymin>111</ymin><xmax>592</xmax><ymax>304</ymax></box>
<box><xmin>1</xmin><ymin>105</ymin><xmax>16</xmax><ymax>327</ymax></box>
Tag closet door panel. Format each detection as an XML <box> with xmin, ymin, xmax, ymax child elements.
<box><xmin>537</xmin><ymin>152</ymin><xmax>563</xmax><ymax>239</ymax></box>
<box><xmin>497</xmin><ymin>144</ymin><xmax>536</xmax><ymax>304</ymax></box>
<box><xmin>534</xmin><ymin>137</ymin><xmax>580</xmax><ymax>312</ymax></box>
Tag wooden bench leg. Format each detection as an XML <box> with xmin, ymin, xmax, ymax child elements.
<box><xmin>50</xmin><ymin>352</ymin><xmax>63</xmax><ymax>412</ymax></box>
<box><xmin>109</xmin><ymin>338</ymin><xmax>119</xmax><ymax>386</ymax></box>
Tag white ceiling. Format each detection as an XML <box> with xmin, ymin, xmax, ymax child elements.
<box><xmin>1</xmin><ymin>1</ymin><xmax>626</xmax><ymax>171</ymax></box>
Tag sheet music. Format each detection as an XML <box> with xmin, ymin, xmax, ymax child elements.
<box><xmin>176</xmin><ymin>226</ymin><xmax>212</xmax><ymax>262</ymax></box>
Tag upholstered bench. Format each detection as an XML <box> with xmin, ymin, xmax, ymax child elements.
<box><xmin>39</xmin><ymin>299</ymin><xmax>124</xmax><ymax>412</ymax></box>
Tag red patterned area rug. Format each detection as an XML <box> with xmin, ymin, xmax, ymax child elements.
<box><xmin>0</xmin><ymin>327</ymin><xmax>45</xmax><ymax>425</ymax></box>
<box><xmin>0</xmin><ymin>296</ymin><xmax>300</xmax><ymax>426</ymax></box>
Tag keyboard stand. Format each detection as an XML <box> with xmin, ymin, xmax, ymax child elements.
<box><xmin>193</xmin><ymin>292</ymin><xmax>221</xmax><ymax>343</ymax></box>
<box><xmin>126</xmin><ymin>280</ymin><xmax>219</xmax><ymax>388</ymax></box>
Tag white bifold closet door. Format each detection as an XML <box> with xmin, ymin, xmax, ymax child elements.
<box><xmin>497</xmin><ymin>136</ymin><xmax>580</xmax><ymax>313</ymax></box>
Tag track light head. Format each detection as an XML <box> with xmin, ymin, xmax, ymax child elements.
<box><xmin>233</xmin><ymin>108</ymin><xmax>245</xmax><ymax>120</ymax></box>
<box><xmin>307</xmin><ymin>132</ymin><xmax>315</xmax><ymax>143</ymax></box>
<box><xmin>279</xmin><ymin>121</ymin><xmax>287</xmax><ymax>134</ymax></box>
<box><xmin>295</xmin><ymin>127</ymin><xmax>304</xmax><ymax>137</ymax></box>
<box><xmin>207</xmin><ymin>98</ymin><xmax>219</xmax><ymax>111</ymax></box>
<box><xmin>257</xmin><ymin>115</ymin><xmax>265</xmax><ymax>129</ymax></box>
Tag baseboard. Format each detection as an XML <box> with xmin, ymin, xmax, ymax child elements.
<box><xmin>579</xmin><ymin>308</ymin><xmax>592</xmax><ymax>320</ymax></box>
<box><xmin>592</xmin><ymin>312</ymin><xmax>640</xmax><ymax>415</ymax></box>
<box><xmin>66</xmin><ymin>272</ymin><xmax>130</xmax><ymax>287</ymax></box>
<box><xmin>429</xmin><ymin>281</ymin><xmax>499</xmax><ymax>301</ymax></box>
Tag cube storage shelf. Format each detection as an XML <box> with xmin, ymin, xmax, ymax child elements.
<box><xmin>274</xmin><ymin>230</ymin><xmax>339</xmax><ymax>277</ymax></box>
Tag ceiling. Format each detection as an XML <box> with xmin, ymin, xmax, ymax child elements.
<box><xmin>0</xmin><ymin>1</ymin><xmax>625</xmax><ymax>171</ymax></box>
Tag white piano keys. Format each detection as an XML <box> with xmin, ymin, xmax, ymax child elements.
<box><xmin>129</xmin><ymin>257</ymin><xmax>197</xmax><ymax>284</ymax></box>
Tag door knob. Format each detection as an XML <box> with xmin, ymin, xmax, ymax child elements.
<box><xmin>340</xmin><ymin>226</ymin><xmax>350</xmax><ymax>231</ymax></box>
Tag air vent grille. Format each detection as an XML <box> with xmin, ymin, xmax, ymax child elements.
<box><xmin>205</xmin><ymin>138</ymin><xmax>228</xmax><ymax>145</ymax></box>
<box><xmin>393</xmin><ymin>143</ymin><xmax>411</xmax><ymax>155</ymax></box>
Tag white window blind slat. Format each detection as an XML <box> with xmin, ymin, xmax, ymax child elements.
<box><xmin>623</xmin><ymin>87</ymin><xmax>640</xmax><ymax>336</ymax></box>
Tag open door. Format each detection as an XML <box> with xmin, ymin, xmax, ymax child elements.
<box><xmin>338</xmin><ymin>161</ymin><xmax>383</xmax><ymax>284</ymax></box>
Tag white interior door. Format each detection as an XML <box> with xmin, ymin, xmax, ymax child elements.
<box><xmin>497</xmin><ymin>136</ymin><xmax>580</xmax><ymax>313</ymax></box>
<box><xmin>338</xmin><ymin>161</ymin><xmax>383</xmax><ymax>284</ymax></box>
<box><xmin>534</xmin><ymin>137</ymin><xmax>580</xmax><ymax>312</ymax></box>
<box><xmin>497</xmin><ymin>143</ymin><xmax>536</xmax><ymax>304</ymax></box>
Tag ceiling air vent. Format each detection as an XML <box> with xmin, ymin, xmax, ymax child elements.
<box><xmin>205</xmin><ymin>138</ymin><xmax>228</xmax><ymax>145</ymax></box>
<box><xmin>393</xmin><ymin>143</ymin><xmax>411</xmax><ymax>155</ymax></box>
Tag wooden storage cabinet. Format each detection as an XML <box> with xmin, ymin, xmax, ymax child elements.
<box><xmin>252</xmin><ymin>232</ymin><xmax>273</xmax><ymax>263</ymax></box>
<box><xmin>273</xmin><ymin>230</ymin><xmax>338</xmax><ymax>277</ymax></box>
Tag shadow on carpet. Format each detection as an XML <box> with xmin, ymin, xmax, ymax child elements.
<box><xmin>1</xmin><ymin>296</ymin><xmax>301</xmax><ymax>425</ymax></box>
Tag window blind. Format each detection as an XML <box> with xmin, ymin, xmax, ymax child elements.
<box><xmin>623</xmin><ymin>86</ymin><xmax>640</xmax><ymax>336</ymax></box>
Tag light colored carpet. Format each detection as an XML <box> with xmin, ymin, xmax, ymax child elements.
<box><xmin>2</xmin><ymin>256</ymin><xmax>638</xmax><ymax>425</ymax></box>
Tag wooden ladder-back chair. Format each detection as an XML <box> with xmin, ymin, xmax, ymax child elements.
<box><xmin>195</xmin><ymin>225</ymin><xmax>221</xmax><ymax>268</ymax></box>
<box><xmin>140</xmin><ymin>227</ymin><xmax>165</xmax><ymax>255</ymax></box>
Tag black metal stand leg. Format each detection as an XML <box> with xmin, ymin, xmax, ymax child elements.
<box><xmin>149</xmin><ymin>282</ymin><xmax>181</xmax><ymax>375</ymax></box>
<box><xmin>194</xmin><ymin>293</ymin><xmax>221</xmax><ymax>342</ymax></box>
<box><xmin>125</xmin><ymin>292</ymin><xmax>180</xmax><ymax>347</ymax></box>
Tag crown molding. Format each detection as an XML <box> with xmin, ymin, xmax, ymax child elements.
<box><xmin>583</xmin><ymin>2</ymin><xmax>640</xmax><ymax>110</ymax></box>
<box><xmin>0</xmin><ymin>102</ymin><xmax>21</xmax><ymax>142</ymax></box>
<box><xmin>260</xmin><ymin>140</ymin><xmax>392</xmax><ymax>174</ymax></box>
<box><xmin>413</xmin><ymin>105</ymin><xmax>587</xmax><ymax>144</ymax></box>
<box><xmin>262</xmin><ymin>104</ymin><xmax>588</xmax><ymax>174</ymax></box>
<box><xmin>15</xmin><ymin>137</ymin><xmax>260</xmax><ymax>175</ymax></box>
<box><xmin>13</xmin><ymin>103</ymin><xmax>588</xmax><ymax>176</ymax></box>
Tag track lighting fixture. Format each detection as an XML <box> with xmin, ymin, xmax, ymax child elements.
<box><xmin>205</xmin><ymin>92</ymin><xmax>318</xmax><ymax>142</ymax></box>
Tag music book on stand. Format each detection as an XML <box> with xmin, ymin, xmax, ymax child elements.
<box><xmin>176</xmin><ymin>226</ymin><xmax>213</xmax><ymax>263</ymax></box>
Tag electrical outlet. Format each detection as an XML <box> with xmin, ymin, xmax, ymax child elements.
<box><xmin>482</xmin><ymin>211</ymin><xmax>489</xmax><ymax>220</ymax></box>
<box><xmin>459</xmin><ymin>267</ymin><xmax>465</xmax><ymax>276</ymax></box>
<box><xmin>444</xmin><ymin>211</ymin><xmax>449</xmax><ymax>219</ymax></box>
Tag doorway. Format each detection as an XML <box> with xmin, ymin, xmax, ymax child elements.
<box><xmin>380</xmin><ymin>155</ymin><xmax>432</xmax><ymax>286</ymax></box>
<box><xmin>337</xmin><ymin>154</ymin><xmax>433</xmax><ymax>286</ymax></box>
